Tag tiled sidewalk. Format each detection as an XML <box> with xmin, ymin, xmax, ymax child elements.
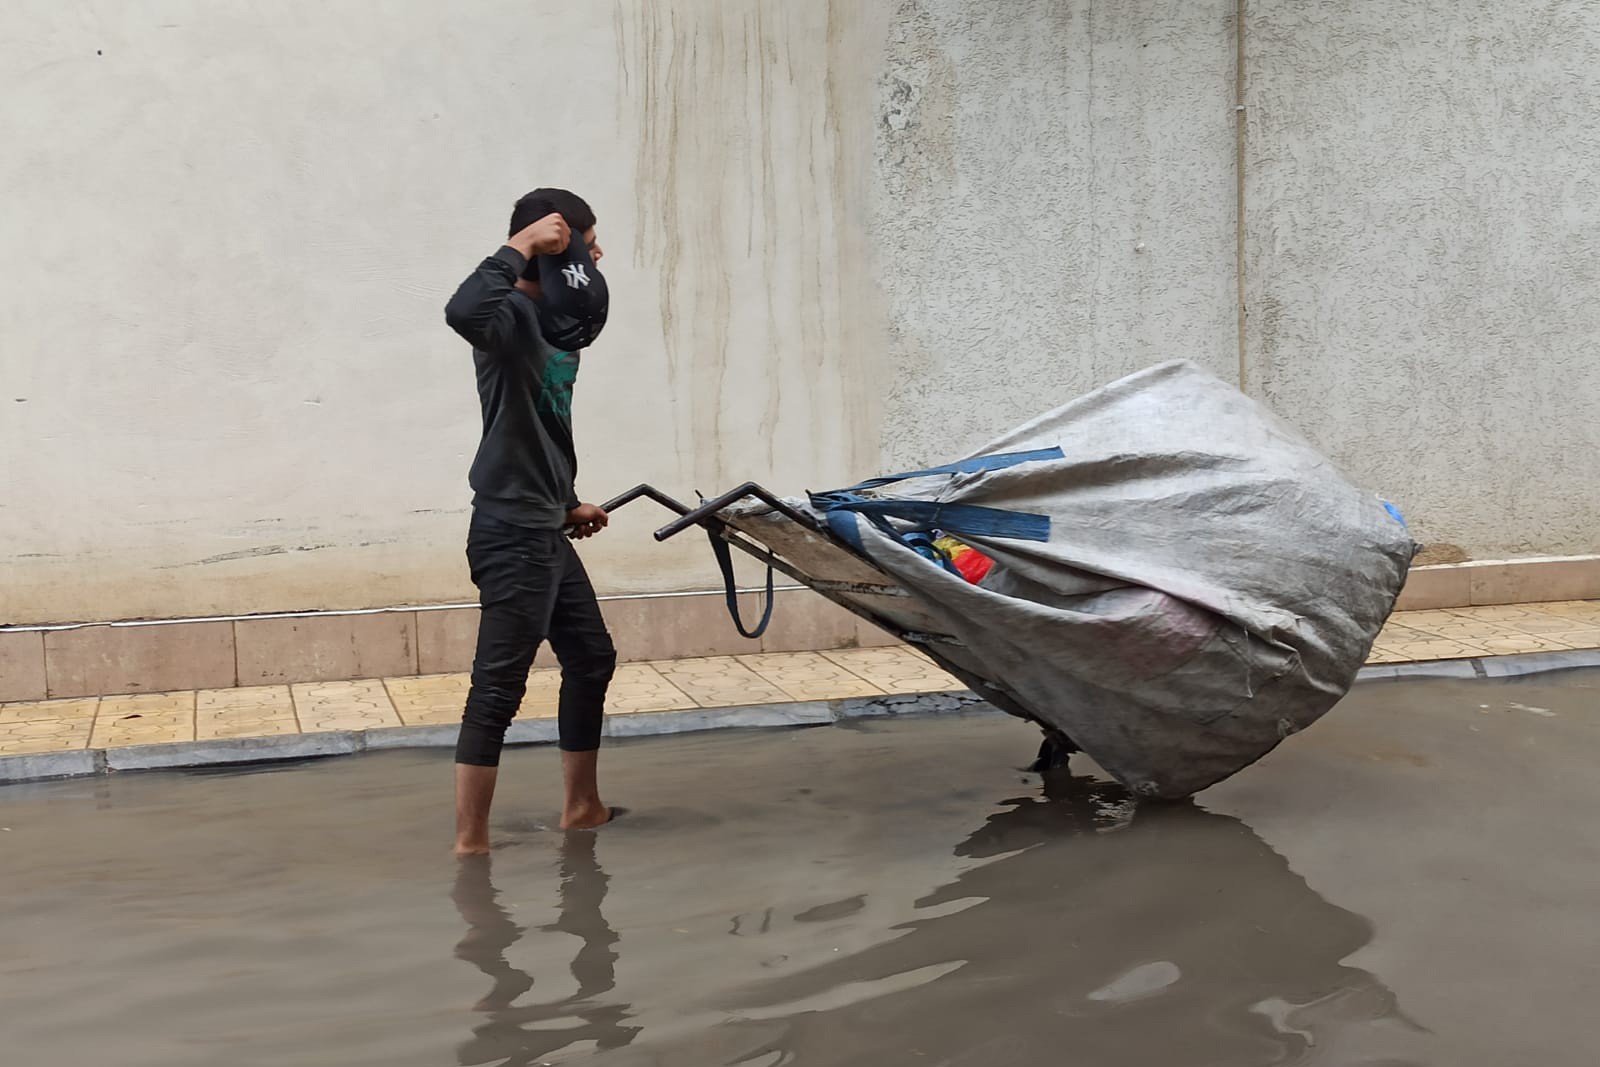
<box><xmin>3</xmin><ymin>602</ymin><xmax>1599</xmax><ymax>759</ymax></box>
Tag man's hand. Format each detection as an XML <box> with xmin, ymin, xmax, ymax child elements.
<box><xmin>508</xmin><ymin>212</ymin><xmax>571</xmax><ymax>259</ymax></box>
<box><xmin>565</xmin><ymin>503</ymin><xmax>609</xmax><ymax>540</ymax></box>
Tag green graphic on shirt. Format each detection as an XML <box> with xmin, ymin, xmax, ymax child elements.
<box><xmin>537</xmin><ymin>351</ymin><xmax>578</xmax><ymax>418</ymax></box>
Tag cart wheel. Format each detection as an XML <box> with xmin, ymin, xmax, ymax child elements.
<box><xmin>1028</xmin><ymin>729</ymin><xmax>1079</xmax><ymax>774</ymax></box>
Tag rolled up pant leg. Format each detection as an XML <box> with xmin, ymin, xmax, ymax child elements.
<box><xmin>456</xmin><ymin>516</ymin><xmax>565</xmax><ymax>767</ymax></box>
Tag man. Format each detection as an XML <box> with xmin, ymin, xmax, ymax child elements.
<box><xmin>444</xmin><ymin>188</ymin><xmax>618</xmax><ymax>854</ymax></box>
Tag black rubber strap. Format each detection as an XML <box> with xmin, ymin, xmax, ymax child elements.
<box><xmin>708</xmin><ymin>529</ymin><xmax>775</xmax><ymax>639</ymax></box>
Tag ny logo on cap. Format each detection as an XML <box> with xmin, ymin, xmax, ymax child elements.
<box><xmin>562</xmin><ymin>263</ymin><xmax>590</xmax><ymax>289</ymax></box>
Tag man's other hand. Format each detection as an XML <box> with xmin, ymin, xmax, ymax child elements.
<box><xmin>565</xmin><ymin>503</ymin><xmax>609</xmax><ymax>540</ymax></box>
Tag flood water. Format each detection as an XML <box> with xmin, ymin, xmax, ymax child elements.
<box><xmin>3</xmin><ymin>671</ymin><xmax>1599</xmax><ymax>1066</ymax></box>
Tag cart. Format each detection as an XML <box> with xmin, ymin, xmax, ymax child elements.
<box><xmin>596</xmin><ymin>364</ymin><xmax>1414</xmax><ymax>800</ymax></box>
<box><xmin>600</xmin><ymin>481</ymin><xmax>1078</xmax><ymax>769</ymax></box>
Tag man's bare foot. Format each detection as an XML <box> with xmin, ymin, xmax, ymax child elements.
<box><xmin>455</xmin><ymin>763</ymin><xmax>499</xmax><ymax>856</ymax></box>
<box><xmin>559</xmin><ymin>749</ymin><xmax>612</xmax><ymax>830</ymax></box>
<box><xmin>559</xmin><ymin>803</ymin><xmax>617</xmax><ymax>831</ymax></box>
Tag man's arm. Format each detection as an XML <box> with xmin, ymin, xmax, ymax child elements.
<box><xmin>443</xmin><ymin>214</ymin><xmax>571</xmax><ymax>350</ymax></box>
<box><xmin>443</xmin><ymin>247</ymin><xmax>527</xmax><ymax>351</ymax></box>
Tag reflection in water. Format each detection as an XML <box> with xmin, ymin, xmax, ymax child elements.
<box><xmin>690</xmin><ymin>773</ymin><xmax>1427</xmax><ymax>1067</ymax></box>
<box><xmin>452</xmin><ymin>835</ymin><xmax>640</xmax><ymax>1065</ymax></box>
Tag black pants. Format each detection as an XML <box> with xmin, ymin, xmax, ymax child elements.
<box><xmin>456</xmin><ymin>510</ymin><xmax>617</xmax><ymax>766</ymax></box>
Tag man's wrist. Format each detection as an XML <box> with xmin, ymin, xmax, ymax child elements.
<box><xmin>496</xmin><ymin>243</ymin><xmax>531</xmax><ymax>270</ymax></box>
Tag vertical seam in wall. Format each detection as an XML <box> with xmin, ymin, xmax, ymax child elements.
<box><xmin>407</xmin><ymin>611</ymin><xmax>420</xmax><ymax>676</ymax></box>
<box><xmin>1234</xmin><ymin>0</ymin><xmax>1249</xmax><ymax>393</ymax></box>
<box><xmin>1086</xmin><ymin>0</ymin><xmax>1099</xmax><ymax>365</ymax></box>
<box><xmin>37</xmin><ymin>630</ymin><xmax>51</xmax><ymax>701</ymax></box>
<box><xmin>230</xmin><ymin>619</ymin><xmax>240</xmax><ymax>688</ymax></box>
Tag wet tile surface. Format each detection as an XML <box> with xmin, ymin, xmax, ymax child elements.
<box><xmin>1554</xmin><ymin>628</ymin><xmax>1600</xmax><ymax>650</ymax></box>
<box><xmin>290</xmin><ymin>680</ymin><xmax>402</xmax><ymax>733</ymax></box>
<box><xmin>3</xmin><ymin>602</ymin><xmax>1598</xmax><ymax>756</ymax></box>
<box><xmin>652</xmin><ymin>658</ymin><xmax>791</xmax><ymax>708</ymax></box>
<box><xmin>0</xmin><ymin>700</ymin><xmax>98</xmax><ymax>755</ymax></box>
<box><xmin>384</xmin><ymin>674</ymin><xmax>470</xmax><ymax>726</ymax></box>
<box><xmin>738</xmin><ymin>652</ymin><xmax>886</xmax><ymax>701</ymax></box>
<box><xmin>196</xmin><ymin>687</ymin><xmax>299</xmax><ymax>740</ymax></box>
<box><xmin>0</xmin><ymin>697</ymin><xmax>100</xmax><ymax>726</ymax></box>
<box><xmin>822</xmin><ymin>647</ymin><xmax>966</xmax><ymax>693</ymax></box>
<box><xmin>519</xmin><ymin>669</ymin><xmax>561</xmax><ymax>719</ymax></box>
<box><xmin>606</xmin><ymin>663</ymin><xmax>698</xmax><ymax>714</ymax></box>
<box><xmin>1529</xmin><ymin>600</ymin><xmax>1600</xmax><ymax>620</ymax></box>
<box><xmin>91</xmin><ymin>692</ymin><xmax>196</xmax><ymax>748</ymax></box>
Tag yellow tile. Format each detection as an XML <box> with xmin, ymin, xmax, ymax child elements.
<box><xmin>385</xmin><ymin>672</ymin><xmax>471</xmax><ymax>699</ymax></box>
<box><xmin>1502</xmin><ymin>613</ymin><xmax>1600</xmax><ymax>635</ymax></box>
<box><xmin>822</xmin><ymin>647</ymin><xmax>965</xmax><ymax>693</ymax></box>
<box><xmin>395</xmin><ymin>706</ymin><xmax>465</xmax><ymax>725</ymax></box>
<box><xmin>1475</xmin><ymin>634</ymin><xmax>1577</xmax><ymax>656</ymax></box>
<box><xmin>737</xmin><ymin>652</ymin><xmax>886</xmax><ymax>701</ymax></box>
<box><xmin>195</xmin><ymin>686</ymin><xmax>298</xmax><ymax>740</ymax></box>
<box><xmin>1373</xmin><ymin>639</ymin><xmax>1485</xmax><ymax>663</ymax></box>
<box><xmin>289</xmin><ymin>680</ymin><xmax>400</xmax><ymax>732</ymax></box>
<box><xmin>0</xmin><ymin>718</ymin><xmax>89</xmax><ymax>738</ymax></box>
<box><xmin>519</xmin><ymin>669</ymin><xmax>561</xmax><ymax>719</ymax></box>
<box><xmin>1528</xmin><ymin>600</ymin><xmax>1600</xmax><ymax>619</ymax></box>
<box><xmin>1448</xmin><ymin>605</ymin><xmax>1549</xmax><ymax>622</ymax></box>
<box><xmin>606</xmin><ymin>663</ymin><xmax>697</xmax><ymax>714</ymax></box>
<box><xmin>1553</xmin><ymin>629</ymin><xmax>1600</xmax><ymax>651</ymax></box>
<box><xmin>0</xmin><ymin>732</ymin><xmax>91</xmax><ymax>755</ymax></box>
<box><xmin>1390</xmin><ymin>610</ymin><xmax>1468</xmax><ymax>629</ymax></box>
<box><xmin>1377</xmin><ymin>623</ymin><xmax>1433</xmax><ymax>643</ymax></box>
<box><xmin>1365</xmin><ymin>648</ymin><xmax>1406</xmax><ymax>664</ymax></box>
<box><xmin>196</xmin><ymin>705</ymin><xmax>294</xmax><ymax>723</ymax></box>
<box><xmin>92</xmin><ymin>692</ymin><xmax>195</xmax><ymax>748</ymax></box>
<box><xmin>0</xmin><ymin>739</ymin><xmax>73</xmax><ymax>755</ymax></box>
<box><xmin>0</xmin><ymin>697</ymin><xmax>99</xmax><ymax>725</ymax></box>
<box><xmin>1411</xmin><ymin>619</ymin><xmax>1516</xmax><ymax>641</ymax></box>
<box><xmin>0</xmin><ymin>717</ymin><xmax>94</xmax><ymax>754</ymax></box>
<box><xmin>200</xmin><ymin>719</ymin><xmax>301</xmax><ymax>739</ymax></box>
<box><xmin>652</xmin><ymin>657</ymin><xmax>791</xmax><ymax>708</ymax></box>
<box><xmin>384</xmin><ymin>673</ymin><xmax>469</xmax><ymax>726</ymax></box>
<box><xmin>197</xmin><ymin>685</ymin><xmax>294</xmax><ymax>712</ymax></box>
<box><xmin>98</xmin><ymin>691</ymin><xmax>195</xmax><ymax>716</ymax></box>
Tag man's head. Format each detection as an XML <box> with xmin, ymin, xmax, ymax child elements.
<box><xmin>509</xmin><ymin>187</ymin><xmax>603</xmax><ymax>266</ymax></box>
<box><xmin>510</xmin><ymin>188</ymin><xmax>610</xmax><ymax>349</ymax></box>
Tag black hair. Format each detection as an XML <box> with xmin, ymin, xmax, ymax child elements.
<box><xmin>508</xmin><ymin>187</ymin><xmax>596</xmax><ymax>238</ymax></box>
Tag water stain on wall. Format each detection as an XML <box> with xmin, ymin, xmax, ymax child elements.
<box><xmin>613</xmin><ymin>1</ymin><xmax>889</xmax><ymax>488</ymax></box>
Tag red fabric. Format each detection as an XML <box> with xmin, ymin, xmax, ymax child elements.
<box><xmin>951</xmin><ymin>546</ymin><xmax>994</xmax><ymax>584</ymax></box>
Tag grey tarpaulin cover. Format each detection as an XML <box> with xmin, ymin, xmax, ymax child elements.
<box><xmin>738</xmin><ymin>360</ymin><xmax>1416</xmax><ymax>798</ymax></box>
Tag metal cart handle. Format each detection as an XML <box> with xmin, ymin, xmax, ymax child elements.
<box><xmin>598</xmin><ymin>483</ymin><xmax>787</xmax><ymax>639</ymax></box>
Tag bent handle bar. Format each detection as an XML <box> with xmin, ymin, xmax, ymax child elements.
<box><xmin>599</xmin><ymin>484</ymin><xmax>691</xmax><ymax>521</ymax></box>
<box><xmin>598</xmin><ymin>482</ymin><xmax>817</xmax><ymax>542</ymax></box>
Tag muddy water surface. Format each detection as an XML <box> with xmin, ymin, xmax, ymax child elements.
<box><xmin>3</xmin><ymin>672</ymin><xmax>1598</xmax><ymax>1065</ymax></box>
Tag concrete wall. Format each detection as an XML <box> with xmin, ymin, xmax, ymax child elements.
<box><xmin>1</xmin><ymin>1</ymin><xmax>891</xmax><ymax>623</ymax></box>
<box><xmin>871</xmin><ymin>0</ymin><xmax>1239</xmax><ymax>468</ymax></box>
<box><xmin>3</xmin><ymin>1</ymin><xmax>1597</xmax><ymax>627</ymax></box>
<box><xmin>1244</xmin><ymin>1</ymin><xmax>1600</xmax><ymax>559</ymax></box>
